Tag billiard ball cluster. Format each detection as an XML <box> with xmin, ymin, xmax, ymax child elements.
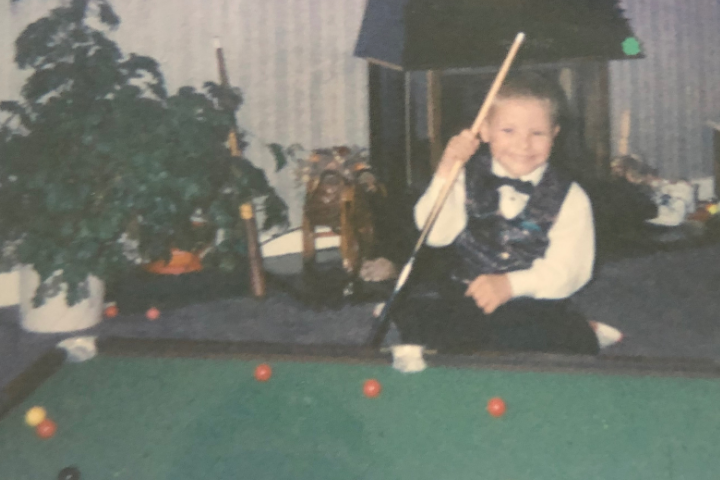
<box><xmin>24</xmin><ymin>407</ymin><xmax>82</xmax><ymax>479</ymax></box>
<box><xmin>24</xmin><ymin>364</ymin><xmax>505</xmax><ymax>480</ymax></box>
<box><xmin>253</xmin><ymin>363</ymin><xmax>383</xmax><ymax>398</ymax></box>
<box><xmin>103</xmin><ymin>303</ymin><xmax>162</xmax><ymax>321</ymax></box>
<box><xmin>252</xmin><ymin>363</ymin><xmax>507</xmax><ymax>416</ymax></box>
<box><xmin>24</xmin><ymin>406</ymin><xmax>57</xmax><ymax>438</ymax></box>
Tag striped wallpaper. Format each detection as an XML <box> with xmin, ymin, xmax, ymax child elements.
<box><xmin>0</xmin><ymin>0</ymin><xmax>370</xmax><ymax>227</ymax></box>
<box><xmin>2</xmin><ymin>0</ymin><xmax>720</xmax><ymax>220</ymax></box>
<box><xmin>609</xmin><ymin>0</ymin><xmax>720</xmax><ymax>182</ymax></box>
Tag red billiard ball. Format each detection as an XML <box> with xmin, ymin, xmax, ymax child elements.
<box><xmin>487</xmin><ymin>397</ymin><xmax>506</xmax><ymax>417</ymax></box>
<box><xmin>363</xmin><ymin>379</ymin><xmax>381</xmax><ymax>398</ymax></box>
<box><xmin>36</xmin><ymin>418</ymin><xmax>57</xmax><ymax>439</ymax></box>
<box><xmin>254</xmin><ymin>364</ymin><xmax>272</xmax><ymax>382</ymax></box>
<box><xmin>104</xmin><ymin>305</ymin><xmax>119</xmax><ymax>318</ymax></box>
<box><xmin>145</xmin><ymin>307</ymin><xmax>160</xmax><ymax>321</ymax></box>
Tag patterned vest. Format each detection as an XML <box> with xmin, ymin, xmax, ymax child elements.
<box><xmin>451</xmin><ymin>151</ymin><xmax>572</xmax><ymax>283</ymax></box>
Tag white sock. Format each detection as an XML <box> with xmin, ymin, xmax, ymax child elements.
<box><xmin>589</xmin><ymin>321</ymin><xmax>624</xmax><ymax>349</ymax></box>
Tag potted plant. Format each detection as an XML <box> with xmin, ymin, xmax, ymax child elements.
<box><xmin>0</xmin><ymin>0</ymin><xmax>287</xmax><ymax>332</ymax></box>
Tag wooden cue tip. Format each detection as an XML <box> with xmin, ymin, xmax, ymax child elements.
<box><xmin>213</xmin><ymin>37</ymin><xmax>221</xmax><ymax>49</ymax></box>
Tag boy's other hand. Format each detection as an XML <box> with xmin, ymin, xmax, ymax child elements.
<box><xmin>464</xmin><ymin>274</ymin><xmax>512</xmax><ymax>314</ymax></box>
<box><xmin>436</xmin><ymin>129</ymin><xmax>480</xmax><ymax>178</ymax></box>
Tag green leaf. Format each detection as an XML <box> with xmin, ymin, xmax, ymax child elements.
<box><xmin>98</xmin><ymin>1</ymin><xmax>120</xmax><ymax>27</ymax></box>
<box><xmin>0</xmin><ymin>101</ymin><xmax>32</xmax><ymax>127</ymax></box>
<box><xmin>262</xmin><ymin>191</ymin><xmax>289</xmax><ymax>231</ymax></box>
<box><xmin>67</xmin><ymin>0</ymin><xmax>91</xmax><ymax>23</ymax></box>
<box><xmin>267</xmin><ymin>143</ymin><xmax>288</xmax><ymax>172</ymax></box>
<box><xmin>14</xmin><ymin>16</ymin><xmax>61</xmax><ymax>69</ymax></box>
<box><xmin>1</xmin><ymin>1</ymin><xmax>290</xmax><ymax>303</ymax></box>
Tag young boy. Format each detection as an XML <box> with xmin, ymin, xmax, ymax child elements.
<box><xmin>391</xmin><ymin>72</ymin><xmax>600</xmax><ymax>355</ymax></box>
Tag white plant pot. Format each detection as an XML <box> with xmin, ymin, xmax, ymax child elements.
<box><xmin>19</xmin><ymin>266</ymin><xmax>105</xmax><ymax>333</ymax></box>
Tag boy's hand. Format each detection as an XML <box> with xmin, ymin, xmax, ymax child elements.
<box><xmin>436</xmin><ymin>129</ymin><xmax>481</xmax><ymax>178</ymax></box>
<box><xmin>464</xmin><ymin>274</ymin><xmax>513</xmax><ymax>314</ymax></box>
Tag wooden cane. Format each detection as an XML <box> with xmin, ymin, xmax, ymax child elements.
<box><xmin>240</xmin><ymin>204</ymin><xmax>266</xmax><ymax>298</ymax></box>
<box><xmin>367</xmin><ymin>32</ymin><xmax>526</xmax><ymax>348</ymax></box>
<box><xmin>215</xmin><ymin>38</ymin><xmax>267</xmax><ymax>298</ymax></box>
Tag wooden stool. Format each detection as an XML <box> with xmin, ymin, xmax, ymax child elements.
<box><xmin>302</xmin><ymin>170</ymin><xmax>375</xmax><ymax>276</ymax></box>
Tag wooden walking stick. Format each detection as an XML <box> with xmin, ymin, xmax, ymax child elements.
<box><xmin>215</xmin><ymin>38</ymin><xmax>266</xmax><ymax>298</ymax></box>
<box><xmin>367</xmin><ymin>32</ymin><xmax>526</xmax><ymax>348</ymax></box>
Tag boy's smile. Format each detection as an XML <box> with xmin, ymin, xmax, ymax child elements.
<box><xmin>479</xmin><ymin>97</ymin><xmax>560</xmax><ymax>178</ymax></box>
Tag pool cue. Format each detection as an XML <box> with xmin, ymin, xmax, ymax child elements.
<box><xmin>366</xmin><ymin>32</ymin><xmax>526</xmax><ymax>348</ymax></box>
<box><xmin>215</xmin><ymin>38</ymin><xmax>266</xmax><ymax>298</ymax></box>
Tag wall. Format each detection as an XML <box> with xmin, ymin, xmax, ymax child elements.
<box><xmin>3</xmin><ymin>1</ymin><xmax>719</xmax><ymax>226</ymax></box>
<box><xmin>609</xmin><ymin>0</ymin><xmax>720</xmax><ymax>186</ymax></box>
<box><xmin>0</xmin><ymin>0</ymin><xmax>367</xmax><ymax>306</ymax></box>
<box><xmin>3</xmin><ymin>0</ymin><xmax>720</xmax><ymax>305</ymax></box>
<box><xmin>0</xmin><ymin>0</ymin><xmax>370</xmax><ymax>228</ymax></box>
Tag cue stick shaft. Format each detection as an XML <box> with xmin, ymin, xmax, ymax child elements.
<box><xmin>367</xmin><ymin>32</ymin><xmax>526</xmax><ymax>348</ymax></box>
<box><xmin>414</xmin><ymin>32</ymin><xmax>525</xmax><ymax>252</ymax></box>
<box><xmin>215</xmin><ymin>38</ymin><xmax>267</xmax><ymax>298</ymax></box>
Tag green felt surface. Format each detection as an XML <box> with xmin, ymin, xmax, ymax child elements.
<box><xmin>1</xmin><ymin>356</ymin><xmax>719</xmax><ymax>480</ymax></box>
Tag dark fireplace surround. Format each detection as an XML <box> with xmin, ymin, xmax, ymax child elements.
<box><xmin>354</xmin><ymin>0</ymin><xmax>642</xmax><ymax>198</ymax></box>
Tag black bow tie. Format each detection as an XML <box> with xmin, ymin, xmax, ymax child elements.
<box><xmin>485</xmin><ymin>174</ymin><xmax>534</xmax><ymax>195</ymax></box>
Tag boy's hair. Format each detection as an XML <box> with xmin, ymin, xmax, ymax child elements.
<box><xmin>494</xmin><ymin>71</ymin><xmax>567</xmax><ymax>126</ymax></box>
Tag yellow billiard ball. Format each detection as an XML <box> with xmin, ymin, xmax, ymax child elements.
<box><xmin>25</xmin><ymin>406</ymin><xmax>47</xmax><ymax>427</ymax></box>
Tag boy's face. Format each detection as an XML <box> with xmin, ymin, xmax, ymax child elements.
<box><xmin>479</xmin><ymin>96</ymin><xmax>560</xmax><ymax>178</ymax></box>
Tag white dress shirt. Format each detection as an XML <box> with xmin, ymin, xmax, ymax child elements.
<box><xmin>414</xmin><ymin>161</ymin><xmax>595</xmax><ymax>300</ymax></box>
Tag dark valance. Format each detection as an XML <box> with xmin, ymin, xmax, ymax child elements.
<box><xmin>354</xmin><ymin>0</ymin><xmax>643</xmax><ymax>70</ymax></box>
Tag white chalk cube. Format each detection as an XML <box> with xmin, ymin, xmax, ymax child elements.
<box><xmin>391</xmin><ymin>344</ymin><xmax>427</xmax><ymax>373</ymax></box>
<box><xmin>57</xmin><ymin>336</ymin><xmax>98</xmax><ymax>362</ymax></box>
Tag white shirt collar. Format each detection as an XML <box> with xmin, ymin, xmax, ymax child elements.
<box><xmin>491</xmin><ymin>160</ymin><xmax>548</xmax><ymax>186</ymax></box>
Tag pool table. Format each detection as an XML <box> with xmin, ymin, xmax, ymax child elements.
<box><xmin>1</xmin><ymin>337</ymin><xmax>720</xmax><ymax>480</ymax></box>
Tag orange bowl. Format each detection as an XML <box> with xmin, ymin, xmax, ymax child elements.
<box><xmin>144</xmin><ymin>249</ymin><xmax>203</xmax><ymax>275</ymax></box>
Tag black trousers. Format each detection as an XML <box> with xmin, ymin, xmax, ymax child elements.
<box><xmin>391</xmin><ymin>279</ymin><xmax>599</xmax><ymax>356</ymax></box>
